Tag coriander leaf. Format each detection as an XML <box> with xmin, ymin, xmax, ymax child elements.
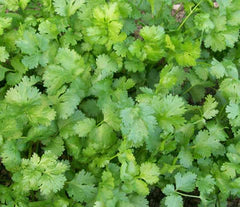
<box><xmin>95</xmin><ymin>54</ymin><xmax>119</xmax><ymax>81</ymax></box>
<box><xmin>194</xmin><ymin>130</ymin><xmax>223</xmax><ymax>158</ymax></box>
<box><xmin>210</xmin><ymin>58</ymin><xmax>226</xmax><ymax>79</ymax></box>
<box><xmin>124</xmin><ymin>59</ymin><xmax>145</xmax><ymax>72</ymax></box>
<box><xmin>178</xmin><ymin>148</ymin><xmax>193</xmax><ymax>168</ymax></box>
<box><xmin>175</xmin><ymin>41</ymin><xmax>201</xmax><ymax>67</ymax></box>
<box><xmin>74</xmin><ymin>118</ymin><xmax>96</xmax><ymax>137</ymax></box>
<box><xmin>0</xmin><ymin>46</ymin><xmax>9</xmax><ymax>62</ymax></box>
<box><xmin>163</xmin><ymin>184</ymin><xmax>175</xmax><ymax>196</ymax></box>
<box><xmin>42</xmin><ymin>136</ymin><xmax>65</xmax><ymax>157</ymax></box>
<box><xmin>67</xmin><ymin>170</ymin><xmax>97</xmax><ymax>202</ymax></box>
<box><xmin>153</xmin><ymin>94</ymin><xmax>186</xmax><ymax>133</ymax></box>
<box><xmin>139</xmin><ymin>162</ymin><xmax>160</xmax><ymax>185</ymax></box>
<box><xmin>43</xmin><ymin>48</ymin><xmax>84</xmax><ymax>95</ymax></box>
<box><xmin>0</xmin><ymin>17</ymin><xmax>12</xmax><ymax>35</ymax></box>
<box><xmin>120</xmin><ymin>103</ymin><xmax>157</xmax><ymax>146</ymax></box>
<box><xmin>16</xmin><ymin>31</ymin><xmax>50</xmax><ymax>69</ymax></box>
<box><xmin>56</xmin><ymin>78</ymin><xmax>87</xmax><ymax>119</ymax></box>
<box><xmin>203</xmin><ymin>95</ymin><xmax>219</xmax><ymax>119</ymax></box>
<box><xmin>5</xmin><ymin>76</ymin><xmax>56</xmax><ymax>126</ymax></box>
<box><xmin>165</xmin><ymin>194</ymin><xmax>183</xmax><ymax>207</ymax></box>
<box><xmin>175</xmin><ymin>172</ymin><xmax>197</xmax><ymax>192</ymax></box>
<box><xmin>15</xmin><ymin>152</ymin><xmax>69</xmax><ymax>195</ymax></box>
<box><xmin>196</xmin><ymin>175</ymin><xmax>216</xmax><ymax>195</ymax></box>
<box><xmin>54</xmin><ymin>0</ymin><xmax>85</xmax><ymax>17</ymax></box>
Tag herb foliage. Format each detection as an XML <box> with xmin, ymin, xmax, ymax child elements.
<box><xmin>0</xmin><ymin>0</ymin><xmax>240</xmax><ymax>206</ymax></box>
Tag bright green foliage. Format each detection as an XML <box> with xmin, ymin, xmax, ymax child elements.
<box><xmin>139</xmin><ymin>162</ymin><xmax>160</xmax><ymax>184</ymax></box>
<box><xmin>95</xmin><ymin>54</ymin><xmax>120</xmax><ymax>80</ymax></box>
<box><xmin>74</xmin><ymin>118</ymin><xmax>96</xmax><ymax>137</ymax></box>
<box><xmin>175</xmin><ymin>172</ymin><xmax>197</xmax><ymax>192</ymax></box>
<box><xmin>0</xmin><ymin>0</ymin><xmax>240</xmax><ymax>206</ymax></box>
<box><xmin>203</xmin><ymin>95</ymin><xmax>219</xmax><ymax>119</ymax></box>
<box><xmin>13</xmin><ymin>152</ymin><xmax>69</xmax><ymax>195</ymax></box>
<box><xmin>194</xmin><ymin>130</ymin><xmax>224</xmax><ymax>158</ymax></box>
<box><xmin>163</xmin><ymin>172</ymin><xmax>197</xmax><ymax>207</ymax></box>
<box><xmin>53</xmin><ymin>0</ymin><xmax>85</xmax><ymax>17</ymax></box>
<box><xmin>120</xmin><ymin>103</ymin><xmax>157</xmax><ymax>146</ymax></box>
<box><xmin>153</xmin><ymin>94</ymin><xmax>186</xmax><ymax>133</ymax></box>
<box><xmin>67</xmin><ymin>170</ymin><xmax>97</xmax><ymax>202</ymax></box>
<box><xmin>85</xmin><ymin>2</ymin><xmax>127</xmax><ymax>50</ymax></box>
<box><xmin>16</xmin><ymin>31</ymin><xmax>50</xmax><ymax>69</ymax></box>
<box><xmin>0</xmin><ymin>46</ymin><xmax>9</xmax><ymax>62</ymax></box>
<box><xmin>5</xmin><ymin>76</ymin><xmax>56</xmax><ymax>127</ymax></box>
<box><xmin>165</xmin><ymin>194</ymin><xmax>183</xmax><ymax>207</ymax></box>
<box><xmin>0</xmin><ymin>17</ymin><xmax>12</xmax><ymax>35</ymax></box>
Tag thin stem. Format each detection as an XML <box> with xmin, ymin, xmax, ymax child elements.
<box><xmin>182</xmin><ymin>86</ymin><xmax>193</xmax><ymax>95</ymax></box>
<box><xmin>177</xmin><ymin>0</ymin><xmax>203</xmax><ymax>31</ymax></box>
<box><xmin>192</xmin><ymin>119</ymin><xmax>204</xmax><ymax>125</ymax></box>
<box><xmin>200</xmin><ymin>30</ymin><xmax>204</xmax><ymax>44</ymax></box>
<box><xmin>109</xmin><ymin>153</ymin><xmax>119</xmax><ymax>161</ymax></box>
<box><xmin>176</xmin><ymin>191</ymin><xmax>201</xmax><ymax>199</ymax></box>
<box><xmin>35</xmin><ymin>141</ymin><xmax>40</xmax><ymax>154</ymax></box>
<box><xmin>96</xmin><ymin>120</ymin><xmax>104</xmax><ymax>127</ymax></box>
<box><xmin>219</xmin><ymin>103</ymin><xmax>227</xmax><ymax>118</ymax></box>
<box><xmin>28</xmin><ymin>143</ymin><xmax>33</xmax><ymax>158</ymax></box>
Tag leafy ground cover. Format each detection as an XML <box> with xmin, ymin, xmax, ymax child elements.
<box><xmin>0</xmin><ymin>0</ymin><xmax>240</xmax><ymax>206</ymax></box>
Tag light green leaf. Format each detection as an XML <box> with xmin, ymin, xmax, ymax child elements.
<box><xmin>175</xmin><ymin>172</ymin><xmax>197</xmax><ymax>192</ymax></box>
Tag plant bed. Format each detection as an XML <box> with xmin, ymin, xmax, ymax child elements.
<box><xmin>0</xmin><ymin>0</ymin><xmax>240</xmax><ymax>206</ymax></box>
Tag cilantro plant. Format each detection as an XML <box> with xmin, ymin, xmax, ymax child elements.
<box><xmin>0</xmin><ymin>0</ymin><xmax>240</xmax><ymax>206</ymax></box>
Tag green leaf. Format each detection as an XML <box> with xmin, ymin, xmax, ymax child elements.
<box><xmin>43</xmin><ymin>48</ymin><xmax>84</xmax><ymax>95</ymax></box>
<box><xmin>165</xmin><ymin>194</ymin><xmax>183</xmax><ymax>207</ymax></box>
<box><xmin>124</xmin><ymin>60</ymin><xmax>145</xmax><ymax>72</ymax></box>
<box><xmin>178</xmin><ymin>148</ymin><xmax>193</xmax><ymax>168</ymax></box>
<box><xmin>0</xmin><ymin>47</ymin><xmax>9</xmax><ymax>62</ymax></box>
<box><xmin>42</xmin><ymin>136</ymin><xmax>65</xmax><ymax>157</ymax></box>
<box><xmin>57</xmin><ymin>78</ymin><xmax>87</xmax><ymax>119</ymax></box>
<box><xmin>16</xmin><ymin>152</ymin><xmax>69</xmax><ymax>195</ymax></box>
<box><xmin>120</xmin><ymin>103</ymin><xmax>157</xmax><ymax>146</ymax></box>
<box><xmin>74</xmin><ymin>118</ymin><xmax>96</xmax><ymax>137</ymax></box>
<box><xmin>210</xmin><ymin>58</ymin><xmax>226</xmax><ymax>79</ymax></box>
<box><xmin>163</xmin><ymin>184</ymin><xmax>175</xmax><ymax>196</ymax></box>
<box><xmin>203</xmin><ymin>95</ymin><xmax>219</xmax><ymax>119</ymax></box>
<box><xmin>196</xmin><ymin>175</ymin><xmax>215</xmax><ymax>195</ymax></box>
<box><xmin>175</xmin><ymin>41</ymin><xmax>201</xmax><ymax>67</ymax></box>
<box><xmin>175</xmin><ymin>172</ymin><xmax>197</xmax><ymax>192</ymax></box>
<box><xmin>54</xmin><ymin>0</ymin><xmax>85</xmax><ymax>16</ymax></box>
<box><xmin>133</xmin><ymin>179</ymin><xmax>149</xmax><ymax>196</ymax></box>
<box><xmin>95</xmin><ymin>54</ymin><xmax>119</xmax><ymax>81</ymax></box>
<box><xmin>153</xmin><ymin>95</ymin><xmax>186</xmax><ymax>133</ymax></box>
<box><xmin>226</xmin><ymin>102</ymin><xmax>240</xmax><ymax>127</ymax></box>
<box><xmin>0</xmin><ymin>66</ymin><xmax>9</xmax><ymax>81</ymax></box>
<box><xmin>0</xmin><ymin>17</ymin><xmax>12</xmax><ymax>35</ymax></box>
<box><xmin>67</xmin><ymin>170</ymin><xmax>97</xmax><ymax>202</ymax></box>
<box><xmin>16</xmin><ymin>31</ymin><xmax>50</xmax><ymax>69</ymax></box>
<box><xmin>139</xmin><ymin>162</ymin><xmax>160</xmax><ymax>185</ymax></box>
<box><xmin>5</xmin><ymin>76</ymin><xmax>55</xmax><ymax>126</ymax></box>
<box><xmin>194</xmin><ymin>130</ymin><xmax>223</xmax><ymax>158</ymax></box>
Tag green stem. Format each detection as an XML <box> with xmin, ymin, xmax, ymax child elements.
<box><xmin>97</xmin><ymin>120</ymin><xmax>104</xmax><ymax>127</ymax></box>
<box><xmin>200</xmin><ymin>30</ymin><xmax>204</xmax><ymax>44</ymax></box>
<box><xmin>177</xmin><ymin>0</ymin><xmax>203</xmax><ymax>31</ymax></box>
<box><xmin>192</xmin><ymin>119</ymin><xmax>204</xmax><ymax>125</ymax></box>
<box><xmin>35</xmin><ymin>141</ymin><xmax>40</xmax><ymax>154</ymax></box>
<box><xmin>182</xmin><ymin>86</ymin><xmax>193</xmax><ymax>95</ymax></box>
<box><xmin>176</xmin><ymin>191</ymin><xmax>200</xmax><ymax>199</ymax></box>
<box><xmin>28</xmin><ymin>143</ymin><xmax>33</xmax><ymax>158</ymax></box>
<box><xmin>109</xmin><ymin>153</ymin><xmax>119</xmax><ymax>161</ymax></box>
<box><xmin>219</xmin><ymin>103</ymin><xmax>227</xmax><ymax>118</ymax></box>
